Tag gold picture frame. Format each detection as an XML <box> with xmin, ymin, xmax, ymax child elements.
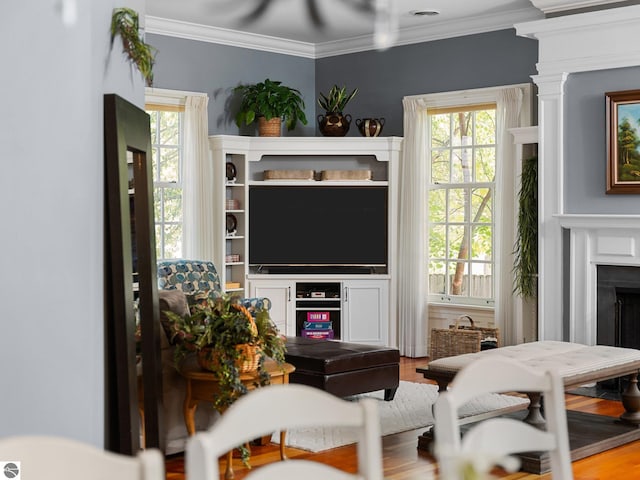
<box><xmin>606</xmin><ymin>89</ymin><xmax>640</xmax><ymax>194</ymax></box>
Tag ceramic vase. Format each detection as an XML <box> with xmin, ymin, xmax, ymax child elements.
<box><xmin>318</xmin><ymin>112</ymin><xmax>351</xmax><ymax>137</ymax></box>
<box><xmin>356</xmin><ymin>118</ymin><xmax>385</xmax><ymax>137</ymax></box>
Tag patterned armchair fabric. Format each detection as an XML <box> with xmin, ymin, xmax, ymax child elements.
<box><xmin>157</xmin><ymin>259</ymin><xmax>271</xmax><ymax>311</ymax></box>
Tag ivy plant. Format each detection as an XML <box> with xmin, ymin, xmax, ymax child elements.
<box><xmin>110</xmin><ymin>8</ymin><xmax>157</xmax><ymax>86</ymax></box>
<box><xmin>513</xmin><ymin>155</ymin><xmax>538</xmax><ymax>298</ymax></box>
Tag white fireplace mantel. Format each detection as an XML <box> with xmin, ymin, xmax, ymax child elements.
<box><xmin>557</xmin><ymin>214</ymin><xmax>640</xmax><ymax>345</ymax></box>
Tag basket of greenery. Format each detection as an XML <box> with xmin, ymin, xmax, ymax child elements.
<box><xmin>234</xmin><ymin>78</ymin><xmax>307</xmax><ymax>136</ymax></box>
<box><xmin>165</xmin><ymin>293</ymin><xmax>286</xmax><ymax>410</ymax></box>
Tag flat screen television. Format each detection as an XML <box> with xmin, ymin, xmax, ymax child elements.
<box><xmin>249</xmin><ymin>185</ymin><xmax>388</xmax><ymax>271</ymax></box>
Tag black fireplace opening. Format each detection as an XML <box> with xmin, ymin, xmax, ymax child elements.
<box><xmin>597</xmin><ymin>265</ymin><xmax>640</xmax><ymax>392</ymax></box>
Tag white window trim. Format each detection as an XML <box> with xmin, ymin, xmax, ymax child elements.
<box><xmin>415</xmin><ymin>83</ymin><xmax>532</xmax><ymax>310</ymax></box>
<box><xmin>145</xmin><ymin>87</ymin><xmax>207</xmax><ymax>106</ymax></box>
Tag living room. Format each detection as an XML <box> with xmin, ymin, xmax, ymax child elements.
<box><xmin>3</xmin><ymin>0</ymin><xmax>640</xmax><ymax>478</ymax></box>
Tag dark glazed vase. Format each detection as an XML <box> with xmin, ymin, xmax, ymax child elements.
<box><xmin>318</xmin><ymin>112</ymin><xmax>351</xmax><ymax>137</ymax></box>
<box><xmin>356</xmin><ymin>118</ymin><xmax>385</xmax><ymax>137</ymax></box>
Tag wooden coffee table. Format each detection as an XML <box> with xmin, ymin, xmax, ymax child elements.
<box><xmin>179</xmin><ymin>356</ymin><xmax>295</xmax><ymax>479</ymax></box>
<box><xmin>417</xmin><ymin>341</ymin><xmax>640</xmax><ymax>474</ymax></box>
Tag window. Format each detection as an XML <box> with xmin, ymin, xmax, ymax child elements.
<box><xmin>428</xmin><ymin>105</ymin><xmax>496</xmax><ymax>306</ymax></box>
<box><xmin>147</xmin><ymin>107</ymin><xmax>183</xmax><ymax>260</ymax></box>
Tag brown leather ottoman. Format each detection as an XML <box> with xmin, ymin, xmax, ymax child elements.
<box><xmin>284</xmin><ymin>337</ymin><xmax>400</xmax><ymax>401</ymax></box>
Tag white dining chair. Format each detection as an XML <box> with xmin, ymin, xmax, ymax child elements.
<box><xmin>186</xmin><ymin>383</ymin><xmax>384</xmax><ymax>480</ymax></box>
<box><xmin>0</xmin><ymin>435</ymin><xmax>164</xmax><ymax>480</ymax></box>
<box><xmin>433</xmin><ymin>356</ymin><xmax>573</xmax><ymax>480</ymax></box>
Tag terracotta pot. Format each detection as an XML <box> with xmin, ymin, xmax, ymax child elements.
<box><xmin>318</xmin><ymin>112</ymin><xmax>351</xmax><ymax>137</ymax></box>
<box><xmin>356</xmin><ymin>118</ymin><xmax>385</xmax><ymax>137</ymax></box>
<box><xmin>258</xmin><ymin>117</ymin><xmax>282</xmax><ymax>137</ymax></box>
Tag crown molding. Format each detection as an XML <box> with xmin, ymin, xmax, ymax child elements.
<box><xmin>315</xmin><ymin>7</ymin><xmax>543</xmax><ymax>58</ymax></box>
<box><xmin>530</xmin><ymin>0</ymin><xmax>624</xmax><ymax>14</ymax></box>
<box><xmin>146</xmin><ymin>7</ymin><xmax>543</xmax><ymax>60</ymax></box>
<box><xmin>145</xmin><ymin>16</ymin><xmax>317</xmax><ymax>58</ymax></box>
<box><xmin>516</xmin><ymin>5</ymin><xmax>640</xmax><ymax>75</ymax></box>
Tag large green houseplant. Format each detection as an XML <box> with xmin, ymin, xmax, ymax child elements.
<box><xmin>165</xmin><ymin>293</ymin><xmax>286</xmax><ymax>411</ymax></box>
<box><xmin>234</xmin><ymin>79</ymin><xmax>308</xmax><ymax>135</ymax></box>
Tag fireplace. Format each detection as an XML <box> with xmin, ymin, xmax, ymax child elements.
<box><xmin>596</xmin><ymin>265</ymin><xmax>640</xmax><ymax>392</ymax></box>
<box><xmin>597</xmin><ymin>265</ymin><xmax>640</xmax><ymax>349</ymax></box>
<box><xmin>557</xmin><ymin>214</ymin><xmax>640</xmax><ymax>346</ymax></box>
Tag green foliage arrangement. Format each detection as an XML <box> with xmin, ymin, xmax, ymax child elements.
<box><xmin>317</xmin><ymin>84</ymin><xmax>358</xmax><ymax>113</ymax></box>
<box><xmin>234</xmin><ymin>79</ymin><xmax>308</xmax><ymax>131</ymax></box>
<box><xmin>166</xmin><ymin>294</ymin><xmax>286</xmax><ymax>411</ymax></box>
<box><xmin>513</xmin><ymin>155</ymin><xmax>538</xmax><ymax>298</ymax></box>
<box><xmin>110</xmin><ymin>8</ymin><xmax>157</xmax><ymax>87</ymax></box>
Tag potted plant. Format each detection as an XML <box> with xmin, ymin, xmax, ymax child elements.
<box><xmin>165</xmin><ymin>293</ymin><xmax>287</xmax><ymax>411</ymax></box>
<box><xmin>234</xmin><ymin>79</ymin><xmax>308</xmax><ymax>136</ymax></box>
<box><xmin>317</xmin><ymin>84</ymin><xmax>358</xmax><ymax>137</ymax></box>
<box><xmin>110</xmin><ymin>8</ymin><xmax>157</xmax><ymax>86</ymax></box>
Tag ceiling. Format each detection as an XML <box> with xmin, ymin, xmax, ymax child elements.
<box><xmin>145</xmin><ymin>0</ymin><xmax>545</xmax><ymax>58</ymax></box>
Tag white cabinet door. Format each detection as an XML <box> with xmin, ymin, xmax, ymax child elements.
<box><xmin>249</xmin><ymin>280</ymin><xmax>295</xmax><ymax>336</ymax></box>
<box><xmin>342</xmin><ymin>279</ymin><xmax>389</xmax><ymax>345</ymax></box>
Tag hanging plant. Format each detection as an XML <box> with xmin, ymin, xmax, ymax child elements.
<box><xmin>110</xmin><ymin>8</ymin><xmax>157</xmax><ymax>86</ymax></box>
<box><xmin>513</xmin><ymin>155</ymin><xmax>538</xmax><ymax>298</ymax></box>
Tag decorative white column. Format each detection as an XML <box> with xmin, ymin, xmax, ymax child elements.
<box><xmin>532</xmin><ymin>73</ymin><xmax>567</xmax><ymax>341</ymax></box>
<box><xmin>516</xmin><ymin>5</ymin><xmax>640</xmax><ymax>341</ymax></box>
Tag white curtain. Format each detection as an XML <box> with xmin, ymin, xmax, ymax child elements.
<box><xmin>182</xmin><ymin>95</ymin><xmax>215</xmax><ymax>261</ymax></box>
<box><xmin>397</xmin><ymin>97</ymin><xmax>429</xmax><ymax>357</ymax></box>
<box><xmin>494</xmin><ymin>88</ymin><xmax>523</xmax><ymax>340</ymax></box>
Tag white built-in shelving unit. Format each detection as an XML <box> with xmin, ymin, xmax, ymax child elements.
<box><xmin>208</xmin><ymin>135</ymin><xmax>402</xmax><ymax>346</ymax></box>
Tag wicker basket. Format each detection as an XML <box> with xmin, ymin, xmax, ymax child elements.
<box><xmin>258</xmin><ymin>117</ymin><xmax>282</xmax><ymax>137</ymax></box>
<box><xmin>197</xmin><ymin>343</ymin><xmax>261</xmax><ymax>373</ymax></box>
<box><xmin>429</xmin><ymin>315</ymin><xmax>500</xmax><ymax>361</ymax></box>
<box><xmin>196</xmin><ymin>304</ymin><xmax>261</xmax><ymax>373</ymax></box>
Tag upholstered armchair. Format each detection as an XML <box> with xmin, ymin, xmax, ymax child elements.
<box><xmin>157</xmin><ymin>259</ymin><xmax>271</xmax><ymax>312</ymax></box>
<box><xmin>154</xmin><ymin>259</ymin><xmax>271</xmax><ymax>454</ymax></box>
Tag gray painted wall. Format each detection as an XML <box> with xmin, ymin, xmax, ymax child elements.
<box><xmin>148</xmin><ymin>29</ymin><xmax>537</xmax><ymax>139</ymax></box>
<box><xmin>146</xmin><ymin>34</ymin><xmax>316</xmax><ymax>136</ymax></box>
<box><xmin>316</xmin><ymin>29</ymin><xmax>539</xmax><ymax>137</ymax></box>
<box><xmin>0</xmin><ymin>0</ymin><xmax>141</xmax><ymax>447</ymax></box>
<box><xmin>565</xmin><ymin>66</ymin><xmax>640</xmax><ymax>214</ymax></box>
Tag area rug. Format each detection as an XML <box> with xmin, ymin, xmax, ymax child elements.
<box><xmin>271</xmin><ymin>381</ymin><xmax>529</xmax><ymax>452</ymax></box>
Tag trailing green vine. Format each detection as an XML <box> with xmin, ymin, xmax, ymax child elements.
<box><xmin>110</xmin><ymin>8</ymin><xmax>157</xmax><ymax>86</ymax></box>
<box><xmin>513</xmin><ymin>155</ymin><xmax>538</xmax><ymax>298</ymax></box>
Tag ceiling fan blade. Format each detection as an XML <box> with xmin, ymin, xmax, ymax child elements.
<box><xmin>239</xmin><ymin>0</ymin><xmax>272</xmax><ymax>25</ymax></box>
<box><xmin>306</xmin><ymin>0</ymin><xmax>325</xmax><ymax>27</ymax></box>
<box><xmin>343</xmin><ymin>0</ymin><xmax>376</xmax><ymax>14</ymax></box>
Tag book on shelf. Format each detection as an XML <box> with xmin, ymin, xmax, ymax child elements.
<box><xmin>306</xmin><ymin>311</ymin><xmax>330</xmax><ymax>321</ymax></box>
<box><xmin>301</xmin><ymin>329</ymin><xmax>334</xmax><ymax>340</ymax></box>
<box><xmin>303</xmin><ymin>321</ymin><xmax>333</xmax><ymax>330</ymax></box>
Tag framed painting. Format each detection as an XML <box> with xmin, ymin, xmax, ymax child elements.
<box><xmin>606</xmin><ymin>89</ymin><xmax>640</xmax><ymax>194</ymax></box>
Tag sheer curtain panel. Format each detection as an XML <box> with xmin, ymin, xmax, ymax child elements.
<box><xmin>397</xmin><ymin>97</ymin><xmax>429</xmax><ymax>357</ymax></box>
<box><xmin>183</xmin><ymin>95</ymin><xmax>215</xmax><ymax>260</ymax></box>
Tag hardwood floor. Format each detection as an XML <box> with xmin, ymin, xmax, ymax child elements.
<box><xmin>165</xmin><ymin>357</ymin><xmax>640</xmax><ymax>479</ymax></box>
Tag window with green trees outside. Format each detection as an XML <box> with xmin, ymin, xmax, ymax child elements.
<box><xmin>147</xmin><ymin>108</ymin><xmax>183</xmax><ymax>260</ymax></box>
<box><xmin>428</xmin><ymin>105</ymin><xmax>496</xmax><ymax>306</ymax></box>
